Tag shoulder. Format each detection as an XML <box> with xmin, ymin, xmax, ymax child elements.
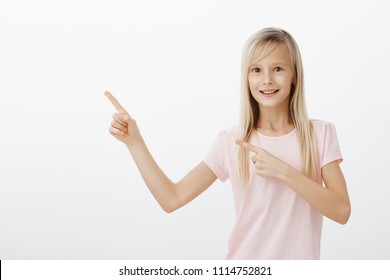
<box><xmin>210</xmin><ymin>126</ymin><xmax>238</xmax><ymax>151</ymax></box>
<box><xmin>310</xmin><ymin>120</ymin><xmax>343</xmax><ymax>165</ymax></box>
<box><xmin>310</xmin><ymin>119</ymin><xmax>337</xmax><ymax>135</ymax></box>
<box><xmin>215</xmin><ymin>125</ymin><xmax>239</xmax><ymax>139</ymax></box>
<box><xmin>205</xmin><ymin>126</ymin><xmax>238</xmax><ymax>162</ymax></box>
<box><xmin>310</xmin><ymin>119</ymin><xmax>332</xmax><ymax>128</ymax></box>
<box><xmin>310</xmin><ymin>119</ymin><xmax>340</xmax><ymax>148</ymax></box>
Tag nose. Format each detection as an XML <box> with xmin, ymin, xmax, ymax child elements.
<box><xmin>262</xmin><ymin>70</ymin><xmax>273</xmax><ymax>85</ymax></box>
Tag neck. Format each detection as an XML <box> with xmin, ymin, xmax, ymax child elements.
<box><xmin>257</xmin><ymin>105</ymin><xmax>294</xmax><ymax>135</ymax></box>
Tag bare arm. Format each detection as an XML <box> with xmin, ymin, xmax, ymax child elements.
<box><xmin>281</xmin><ymin>161</ymin><xmax>351</xmax><ymax>224</ymax></box>
<box><xmin>105</xmin><ymin>91</ymin><xmax>217</xmax><ymax>213</ymax></box>
<box><xmin>237</xmin><ymin>139</ymin><xmax>351</xmax><ymax>224</ymax></box>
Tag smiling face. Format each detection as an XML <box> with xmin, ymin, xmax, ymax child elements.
<box><xmin>248</xmin><ymin>43</ymin><xmax>295</xmax><ymax>111</ymax></box>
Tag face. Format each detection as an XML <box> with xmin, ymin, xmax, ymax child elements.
<box><xmin>248</xmin><ymin>43</ymin><xmax>295</xmax><ymax>110</ymax></box>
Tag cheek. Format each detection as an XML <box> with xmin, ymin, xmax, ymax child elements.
<box><xmin>248</xmin><ymin>76</ymin><xmax>259</xmax><ymax>92</ymax></box>
<box><xmin>274</xmin><ymin>75</ymin><xmax>288</xmax><ymax>85</ymax></box>
<box><xmin>288</xmin><ymin>75</ymin><xmax>295</xmax><ymax>84</ymax></box>
<box><xmin>277</xmin><ymin>77</ymin><xmax>291</xmax><ymax>88</ymax></box>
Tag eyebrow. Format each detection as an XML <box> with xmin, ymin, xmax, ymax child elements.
<box><xmin>251</xmin><ymin>62</ymin><xmax>288</xmax><ymax>67</ymax></box>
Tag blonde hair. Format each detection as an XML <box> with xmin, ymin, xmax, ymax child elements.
<box><xmin>237</xmin><ymin>27</ymin><xmax>317</xmax><ymax>186</ymax></box>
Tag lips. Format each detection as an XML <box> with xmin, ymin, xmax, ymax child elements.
<box><xmin>259</xmin><ymin>89</ymin><xmax>279</xmax><ymax>96</ymax></box>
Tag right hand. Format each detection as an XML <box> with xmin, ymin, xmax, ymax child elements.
<box><xmin>105</xmin><ymin>91</ymin><xmax>140</xmax><ymax>145</ymax></box>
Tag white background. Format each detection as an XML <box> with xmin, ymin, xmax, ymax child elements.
<box><xmin>0</xmin><ymin>0</ymin><xmax>389</xmax><ymax>259</ymax></box>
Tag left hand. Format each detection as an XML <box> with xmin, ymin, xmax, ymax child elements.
<box><xmin>236</xmin><ymin>139</ymin><xmax>289</xmax><ymax>180</ymax></box>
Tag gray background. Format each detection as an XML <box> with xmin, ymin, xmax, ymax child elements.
<box><xmin>1</xmin><ymin>0</ymin><xmax>389</xmax><ymax>259</ymax></box>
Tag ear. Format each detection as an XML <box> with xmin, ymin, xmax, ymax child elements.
<box><xmin>292</xmin><ymin>75</ymin><xmax>297</xmax><ymax>86</ymax></box>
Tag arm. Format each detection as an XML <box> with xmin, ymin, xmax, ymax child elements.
<box><xmin>236</xmin><ymin>140</ymin><xmax>351</xmax><ymax>224</ymax></box>
<box><xmin>281</xmin><ymin>161</ymin><xmax>351</xmax><ymax>224</ymax></box>
<box><xmin>126</xmin><ymin>136</ymin><xmax>217</xmax><ymax>212</ymax></box>
<box><xmin>105</xmin><ymin>91</ymin><xmax>217</xmax><ymax>213</ymax></box>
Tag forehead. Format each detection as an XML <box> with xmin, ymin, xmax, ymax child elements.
<box><xmin>251</xmin><ymin>43</ymin><xmax>292</xmax><ymax>66</ymax></box>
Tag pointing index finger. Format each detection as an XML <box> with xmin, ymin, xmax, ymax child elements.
<box><xmin>236</xmin><ymin>139</ymin><xmax>261</xmax><ymax>153</ymax></box>
<box><xmin>104</xmin><ymin>91</ymin><xmax>128</xmax><ymax>113</ymax></box>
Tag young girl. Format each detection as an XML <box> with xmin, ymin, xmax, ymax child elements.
<box><xmin>105</xmin><ymin>27</ymin><xmax>351</xmax><ymax>260</ymax></box>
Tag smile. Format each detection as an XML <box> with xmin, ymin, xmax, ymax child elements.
<box><xmin>259</xmin><ymin>89</ymin><xmax>279</xmax><ymax>96</ymax></box>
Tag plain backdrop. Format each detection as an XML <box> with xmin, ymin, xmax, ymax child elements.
<box><xmin>0</xmin><ymin>0</ymin><xmax>389</xmax><ymax>259</ymax></box>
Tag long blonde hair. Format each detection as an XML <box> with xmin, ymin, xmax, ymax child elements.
<box><xmin>237</xmin><ymin>27</ymin><xmax>317</xmax><ymax>186</ymax></box>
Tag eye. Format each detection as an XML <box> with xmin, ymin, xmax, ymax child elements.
<box><xmin>274</xmin><ymin>67</ymin><xmax>283</xmax><ymax>72</ymax></box>
<box><xmin>251</xmin><ymin>67</ymin><xmax>261</xmax><ymax>73</ymax></box>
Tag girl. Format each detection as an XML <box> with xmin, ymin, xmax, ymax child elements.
<box><xmin>105</xmin><ymin>27</ymin><xmax>351</xmax><ymax>259</ymax></box>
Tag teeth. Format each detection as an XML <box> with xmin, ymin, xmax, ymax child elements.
<box><xmin>261</xmin><ymin>90</ymin><xmax>278</xmax><ymax>94</ymax></box>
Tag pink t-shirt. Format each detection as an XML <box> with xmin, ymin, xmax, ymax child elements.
<box><xmin>203</xmin><ymin>120</ymin><xmax>343</xmax><ymax>259</ymax></box>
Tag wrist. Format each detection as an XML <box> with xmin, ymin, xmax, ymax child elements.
<box><xmin>125</xmin><ymin>133</ymin><xmax>144</xmax><ymax>149</ymax></box>
<box><xmin>278</xmin><ymin>162</ymin><xmax>296</xmax><ymax>183</ymax></box>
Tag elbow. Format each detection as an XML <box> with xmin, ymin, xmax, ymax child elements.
<box><xmin>160</xmin><ymin>199</ymin><xmax>181</xmax><ymax>214</ymax></box>
<box><xmin>336</xmin><ymin>203</ymin><xmax>351</xmax><ymax>225</ymax></box>
<box><xmin>162</xmin><ymin>205</ymin><xmax>177</xmax><ymax>214</ymax></box>
<box><xmin>154</xmin><ymin>183</ymin><xmax>182</xmax><ymax>214</ymax></box>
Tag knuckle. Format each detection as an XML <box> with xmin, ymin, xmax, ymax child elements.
<box><xmin>109</xmin><ymin>127</ymin><xmax>119</xmax><ymax>135</ymax></box>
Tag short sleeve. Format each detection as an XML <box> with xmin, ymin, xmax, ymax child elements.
<box><xmin>321</xmin><ymin>122</ymin><xmax>343</xmax><ymax>168</ymax></box>
<box><xmin>203</xmin><ymin>130</ymin><xmax>230</xmax><ymax>182</ymax></box>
